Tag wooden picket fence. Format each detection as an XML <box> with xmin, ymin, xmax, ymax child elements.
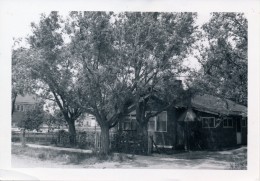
<box><xmin>12</xmin><ymin>131</ymin><xmax>117</xmax><ymax>151</ymax></box>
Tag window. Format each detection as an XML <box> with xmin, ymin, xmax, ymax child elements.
<box><xmin>123</xmin><ymin>115</ymin><xmax>137</xmax><ymax>131</ymax></box>
<box><xmin>242</xmin><ymin>118</ymin><xmax>247</xmax><ymax>127</ymax></box>
<box><xmin>147</xmin><ymin>111</ymin><xmax>167</xmax><ymax>132</ymax></box>
<box><xmin>215</xmin><ymin>118</ymin><xmax>222</xmax><ymax>127</ymax></box>
<box><xmin>148</xmin><ymin>116</ymin><xmax>156</xmax><ymax>131</ymax></box>
<box><xmin>16</xmin><ymin>105</ymin><xmax>20</xmax><ymax>111</ymax></box>
<box><xmin>202</xmin><ymin>117</ymin><xmax>215</xmax><ymax>128</ymax></box>
<box><xmin>157</xmin><ymin>111</ymin><xmax>167</xmax><ymax>132</ymax></box>
<box><xmin>23</xmin><ymin>105</ymin><xmax>27</xmax><ymax>111</ymax></box>
<box><xmin>223</xmin><ymin>118</ymin><xmax>233</xmax><ymax>128</ymax></box>
<box><xmin>20</xmin><ymin>105</ymin><xmax>24</xmax><ymax>112</ymax></box>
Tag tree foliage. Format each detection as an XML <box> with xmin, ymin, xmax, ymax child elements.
<box><xmin>12</xmin><ymin>46</ymin><xmax>36</xmax><ymax>114</ymax></box>
<box><xmin>62</xmin><ymin>11</ymin><xmax>197</xmax><ymax>154</ymax></box>
<box><xmin>17</xmin><ymin>104</ymin><xmax>45</xmax><ymax>131</ymax></box>
<box><xmin>191</xmin><ymin>13</ymin><xmax>247</xmax><ymax>105</ymax></box>
<box><xmin>26</xmin><ymin>12</ymin><xmax>83</xmax><ymax>145</ymax></box>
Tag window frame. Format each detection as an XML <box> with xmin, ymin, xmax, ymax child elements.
<box><xmin>122</xmin><ymin>114</ymin><xmax>137</xmax><ymax>131</ymax></box>
<box><xmin>241</xmin><ymin>118</ymin><xmax>247</xmax><ymax>127</ymax></box>
<box><xmin>147</xmin><ymin>111</ymin><xmax>167</xmax><ymax>132</ymax></box>
<box><xmin>16</xmin><ymin>105</ymin><xmax>20</xmax><ymax>111</ymax></box>
<box><xmin>20</xmin><ymin>105</ymin><xmax>24</xmax><ymax>112</ymax></box>
<box><xmin>201</xmin><ymin>117</ymin><xmax>216</xmax><ymax>128</ymax></box>
<box><xmin>223</xmin><ymin>117</ymin><xmax>233</xmax><ymax>128</ymax></box>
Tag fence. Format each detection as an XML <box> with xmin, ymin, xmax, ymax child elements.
<box><xmin>12</xmin><ymin>131</ymin><xmax>153</xmax><ymax>154</ymax></box>
<box><xmin>12</xmin><ymin>131</ymin><xmax>117</xmax><ymax>151</ymax></box>
<box><xmin>12</xmin><ymin>132</ymin><xmax>56</xmax><ymax>144</ymax></box>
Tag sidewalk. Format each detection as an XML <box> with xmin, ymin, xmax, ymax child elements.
<box><xmin>12</xmin><ymin>142</ymin><xmax>93</xmax><ymax>154</ymax></box>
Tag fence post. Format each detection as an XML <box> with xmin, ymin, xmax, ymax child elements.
<box><xmin>94</xmin><ymin>131</ymin><xmax>97</xmax><ymax>152</ymax></box>
<box><xmin>147</xmin><ymin>133</ymin><xmax>151</xmax><ymax>155</ymax></box>
<box><xmin>98</xmin><ymin>132</ymin><xmax>101</xmax><ymax>151</ymax></box>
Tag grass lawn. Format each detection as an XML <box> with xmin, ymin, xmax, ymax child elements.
<box><xmin>11</xmin><ymin>144</ymin><xmax>247</xmax><ymax>169</ymax></box>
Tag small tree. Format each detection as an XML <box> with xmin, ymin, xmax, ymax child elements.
<box><xmin>17</xmin><ymin>104</ymin><xmax>45</xmax><ymax>146</ymax></box>
<box><xmin>12</xmin><ymin>46</ymin><xmax>36</xmax><ymax>115</ymax></box>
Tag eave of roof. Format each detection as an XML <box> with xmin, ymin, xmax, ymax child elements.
<box><xmin>176</xmin><ymin>94</ymin><xmax>247</xmax><ymax>117</ymax></box>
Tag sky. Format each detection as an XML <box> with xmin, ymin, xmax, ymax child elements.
<box><xmin>10</xmin><ymin>11</ymin><xmax>210</xmax><ymax>74</ymax></box>
<box><xmin>10</xmin><ymin>11</ymin><xmax>211</xmax><ymax>42</ymax></box>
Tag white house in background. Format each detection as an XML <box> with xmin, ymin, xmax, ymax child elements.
<box><xmin>76</xmin><ymin>113</ymin><xmax>100</xmax><ymax>131</ymax></box>
<box><xmin>12</xmin><ymin>94</ymin><xmax>40</xmax><ymax>128</ymax></box>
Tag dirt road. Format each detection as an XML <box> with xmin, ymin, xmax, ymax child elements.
<box><xmin>12</xmin><ymin>146</ymin><xmax>246</xmax><ymax>169</ymax></box>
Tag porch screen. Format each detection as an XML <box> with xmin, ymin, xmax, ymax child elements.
<box><xmin>148</xmin><ymin>116</ymin><xmax>155</xmax><ymax>131</ymax></box>
<box><xmin>157</xmin><ymin>112</ymin><xmax>167</xmax><ymax>132</ymax></box>
<box><xmin>123</xmin><ymin>115</ymin><xmax>137</xmax><ymax>131</ymax></box>
<box><xmin>148</xmin><ymin>111</ymin><xmax>167</xmax><ymax>132</ymax></box>
<box><xmin>202</xmin><ymin>117</ymin><xmax>215</xmax><ymax>128</ymax></box>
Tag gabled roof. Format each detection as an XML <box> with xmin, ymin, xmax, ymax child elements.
<box><xmin>177</xmin><ymin>94</ymin><xmax>247</xmax><ymax>117</ymax></box>
<box><xmin>16</xmin><ymin>94</ymin><xmax>39</xmax><ymax>104</ymax></box>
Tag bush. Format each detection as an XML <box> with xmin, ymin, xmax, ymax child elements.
<box><xmin>111</xmin><ymin>132</ymin><xmax>143</xmax><ymax>154</ymax></box>
<box><xmin>56</xmin><ymin>130</ymin><xmax>70</xmax><ymax>147</ymax></box>
<box><xmin>77</xmin><ymin>131</ymin><xmax>88</xmax><ymax>149</ymax></box>
<box><xmin>38</xmin><ymin>153</ymin><xmax>47</xmax><ymax>160</ymax></box>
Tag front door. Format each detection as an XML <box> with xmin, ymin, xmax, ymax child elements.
<box><xmin>236</xmin><ymin>118</ymin><xmax>242</xmax><ymax>144</ymax></box>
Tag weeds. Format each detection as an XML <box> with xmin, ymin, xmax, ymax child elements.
<box><xmin>230</xmin><ymin>154</ymin><xmax>247</xmax><ymax>170</ymax></box>
<box><xmin>13</xmin><ymin>143</ymin><xmax>137</xmax><ymax>165</ymax></box>
<box><xmin>66</xmin><ymin>152</ymin><xmax>91</xmax><ymax>164</ymax></box>
<box><xmin>229</xmin><ymin>147</ymin><xmax>247</xmax><ymax>170</ymax></box>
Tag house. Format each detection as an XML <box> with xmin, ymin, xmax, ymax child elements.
<box><xmin>12</xmin><ymin>94</ymin><xmax>40</xmax><ymax>129</ymax></box>
<box><xmin>119</xmin><ymin>93</ymin><xmax>247</xmax><ymax>151</ymax></box>
<box><xmin>76</xmin><ymin>113</ymin><xmax>100</xmax><ymax>131</ymax></box>
<box><xmin>174</xmin><ymin>94</ymin><xmax>247</xmax><ymax>150</ymax></box>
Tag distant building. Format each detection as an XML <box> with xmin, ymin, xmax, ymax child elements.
<box><xmin>76</xmin><ymin>113</ymin><xmax>100</xmax><ymax>131</ymax></box>
<box><xmin>12</xmin><ymin>94</ymin><xmax>40</xmax><ymax>128</ymax></box>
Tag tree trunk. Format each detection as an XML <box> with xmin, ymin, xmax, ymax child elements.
<box><xmin>100</xmin><ymin>124</ymin><xmax>110</xmax><ymax>155</ymax></box>
<box><xmin>21</xmin><ymin>129</ymin><xmax>26</xmax><ymax>147</ymax></box>
<box><xmin>67</xmin><ymin>121</ymin><xmax>77</xmax><ymax>146</ymax></box>
<box><xmin>137</xmin><ymin>123</ymin><xmax>149</xmax><ymax>155</ymax></box>
<box><xmin>12</xmin><ymin>92</ymin><xmax>17</xmax><ymax>115</ymax></box>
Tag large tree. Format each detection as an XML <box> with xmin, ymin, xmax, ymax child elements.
<box><xmin>66</xmin><ymin>12</ymin><xmax>134</xmax><ymax>154</ymax></box>
<box><xmin>191</xmin><ymin>13</ymin><xmax>247</xmax><ymax>105</ymax></box>
<box><xmin>114</xmin><ymin>12</ymin><xmax>197</xmax><ymax>153</ymax></box>
<box><xmin>26</xmin><ymin>12</ymin><xmax>83</xmax><ymax>145</ymax></box>
<box><xmin>66</xmin><ymin>12</ymin><xmax>197</xmax><ymax>154</ymax></box>
<box><xmin>16</xmin><ymin>11</ymin><xmax>197</xmax><ymax>154</ymax></box>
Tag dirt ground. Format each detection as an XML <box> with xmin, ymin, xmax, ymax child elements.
<box><xmin>12</xmin><ymin>144</ymin><xmax>247</xmax><ymax>169</ymax></box>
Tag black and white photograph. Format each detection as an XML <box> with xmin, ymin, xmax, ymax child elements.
<box><xmin>0</xmin><ymin>0</ymin><xmax>259</xmax><ymax>180</ymax></box>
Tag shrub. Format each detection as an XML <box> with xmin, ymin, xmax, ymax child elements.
<box><xmin>77</xmin><ymin>131</ymin><xmax>88</xmax><ymax>149</ymax></box>
<box><xmin>56</xmin><ymin>130</ymin><xmax>70</xmax><ymax>147</ymax></box>
<box><xmin>111</xmin><ymin>132</ymin><xmax>143</xmax><ymax>154</ymax></box>
<box><xmin>38</xmin><ymin>153</ymin><xmax>47</xmax><ymax>160</ymax></box>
